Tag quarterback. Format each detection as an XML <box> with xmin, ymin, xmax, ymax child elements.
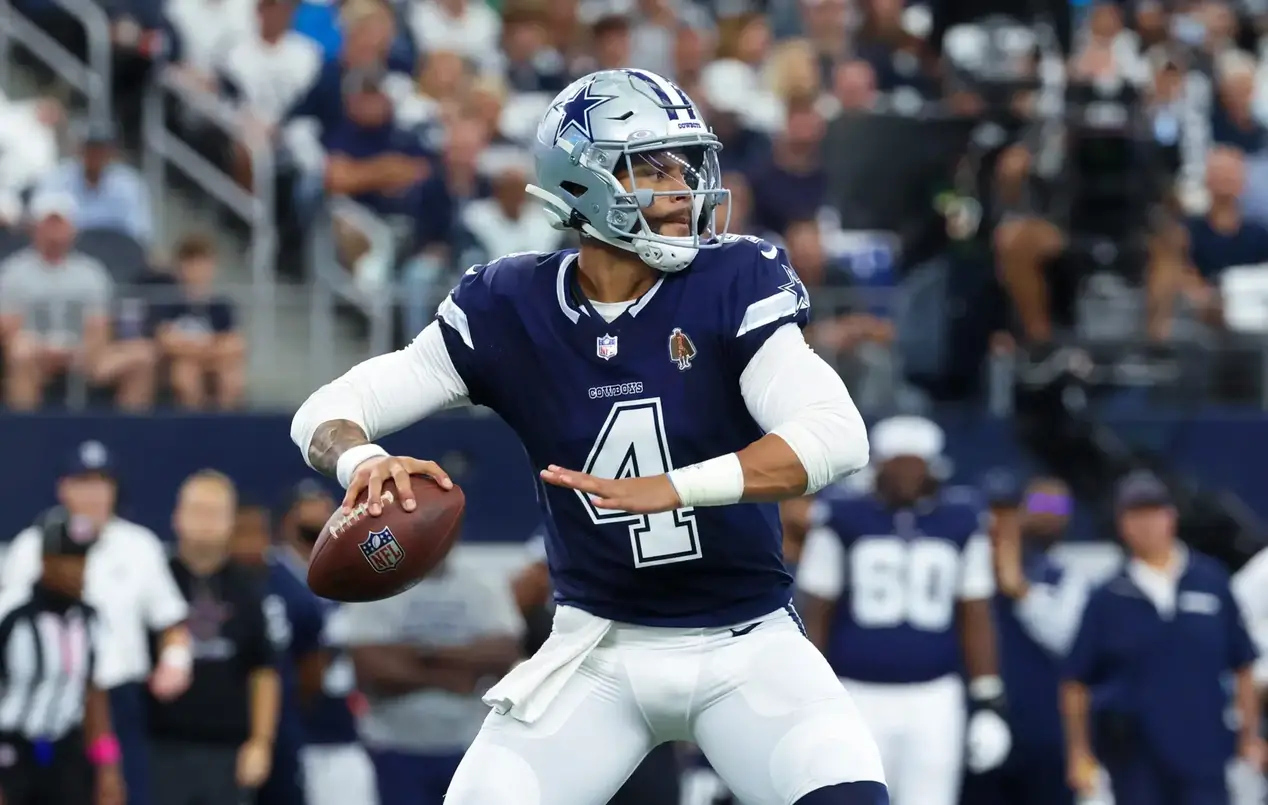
<box><xmin>291</xmin><ymin>69</ymin><xmax>886</xmax><ymax>805</ymax></box>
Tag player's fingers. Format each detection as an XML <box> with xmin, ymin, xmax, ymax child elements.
<box><xmin>341</xmin><ymin>470</ymin><xmax>367</xmax><ymax>513</ymax></box>
<box><xmin>589</xmin><ymin>495</ymin><xmax>628</xmax><ymax>512</ymax></box>
<box><xmin>405</xmin><ymin>458</ymin><xmax>454</xmax><ymax>491</ymax></box>
<box><xmin>366</xmin><ymin>466</ymin><xmax>387</xmax><ymax>516</ymax></box>
<box><xmin>540</xmin><ymin>466</ymin><xmax>607</xmax><ymax>495</ymax></box>
<box><xmin>387</xmin><ymin>462</ymin><xmax>417</xmax><ymax>512</ymax></box>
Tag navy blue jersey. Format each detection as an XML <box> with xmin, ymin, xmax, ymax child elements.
<box><xmin>271</xmin><ymin>552</ymin><xmax>360</xmax><ymax>746</ymax></box>
<box><xmin>994</xmin><ymin>550</ymin><xmax>1067</xmax><ymax>754</ymax></box>
<box><xmin>808</xmin><ymin>486</ymin><xmax>989</xmax><ymax>683</ymax></box>
<box><xmin>436</xmin><ymin>237</ymin><xmax>811</xmax><ymax>627</ymax></box>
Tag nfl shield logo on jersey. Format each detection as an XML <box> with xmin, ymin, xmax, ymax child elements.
<box><xmin>596</xmin><ymin>334</ymin><xmax>619</xmax><ymax>360</ymax></box>
<box><xmin>668</xmin><ymin>328</ymin><xmax>696</xmax><ymax>370</ymax></box>
<box><xmin>360</xmin><ymin>527</ymin><xmax>405</xmax><ymax>573</ymax></box>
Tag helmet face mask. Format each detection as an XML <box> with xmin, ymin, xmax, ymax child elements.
<box><xmin>527</xmin><ymin>70</ymin><xmax>731</xmax><ymax>272</ymax></box>
<box><xmin>609</xmin><ymin>143</ymin><xmax>727</xmax><ymax>236</ymax></box>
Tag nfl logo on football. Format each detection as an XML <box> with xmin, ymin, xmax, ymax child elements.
<box><xmin>360</xmin><ymin>527</ymin><xmax>406</xmax><ymax>573</ymax></box>
<box><xmin>596</xmin><ymin>334</ymin><xmax>618</xmax><ymax>360</ymax></box>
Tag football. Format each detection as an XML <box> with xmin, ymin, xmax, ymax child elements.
<box><xmin>307</xmin><ymin>476</ymin><xmax>465</xmax><ymax>602</ymax></box>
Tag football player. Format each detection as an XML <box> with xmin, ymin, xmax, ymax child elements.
<box><xmin>796</xmin><ymin>416</ymin><xmax>1012</xmax><ymax>805</ymax></box>
<box><xmin>274</xmin><ymin>482</ymin><xmax>379</xmax><ymax>805</ymax></box>
<box><xmin>232</xmin><ymin>485</ymin><xmax>379</xmax><ymax>805</ymax></box>
<box><xmin>291</xmin><ymin>69</ymin><xmax>886</xmax><ymax>805</ymax></box>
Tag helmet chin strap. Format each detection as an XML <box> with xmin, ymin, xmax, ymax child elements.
<box><xmin>526</xmin><ymin>184</ymin><xmax>699</xmax><ymax>271</ymax></box>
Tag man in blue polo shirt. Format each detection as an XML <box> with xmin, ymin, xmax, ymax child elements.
<box><xmin>1062</xmin><ymin>471</ymin><xmax>1263</xmax><ymax>805</ymax></box>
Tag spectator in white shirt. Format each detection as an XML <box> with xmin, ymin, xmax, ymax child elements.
<box><xmin>165</xmin><ymin>0</ymin><xmax>256</xmax><ymax>89</ymax></box>
<box><xmin>36</xmin><ymin>121</ymin><xmax>154</xmax><ymax>244</ymax></box>
<box><xmin>408</xmin><ymin>0</ymin><xmax>500</xmax><ymax>71</ymax></box>
<box><xmin>459</xmin><ymin>146</ymin><xmax>565</xmax><ymax>265</ymax></box>
<box><xmin>221</xmin><ymin>0</ymin><xmax>323</xmax><ymax>124</ymax></box>
<box><xmin>0</xmin><ymin>90</ymin><xmax>61</xmax><ymax>197</ymax></box>
<box><xmin>0</xmin><ymin>440</ymin><xmax>192</xmax><ymax>805</ymax></box>
<box><xmin>0</xmin><ymin>191</ymin><xmax>161</xmax><ymax>413</ymax></box>
<box><xmin>219</xmin><ymin>0</ymin><xmax>323</xmax><ymax>187</ymax></box>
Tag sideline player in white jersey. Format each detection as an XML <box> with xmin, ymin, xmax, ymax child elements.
<box><xmin>797</xmin><ymin>417</ymin><xmax>1012</xmax><ymax>805</ymax></box>
<box><xmin>290</xmin><ymin>69</ymin><xmax>887</xmax><ymax>805</ymax></box>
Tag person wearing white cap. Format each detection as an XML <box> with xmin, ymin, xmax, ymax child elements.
<box><xmin>0</xmin><ymin>192</ymin><xmax>105</xmax><ymax>409</ymax></box>
<box><xmin>796</xmin><ymin>415</ymin><xmax>1012</xmax><ymax>805</ymax></box>
<box><xmin>0</xmin><ymin>191</ymin><xmax>156</xmax><ymax>410</ymax></box>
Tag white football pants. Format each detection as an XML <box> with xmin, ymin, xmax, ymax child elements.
<box><xmin>300</xmin><ymin>743</ymin><xmax>379</xmax><ymax>805</ymax></box>
<box><xmin>445</xmin><ymin>605</ymin><xmax>886</xmax><ymax>805</ymax></box>
<box><xmin>839</xmin><ymin>675</ymin><xmax>966</xmax><ymax>805</ymax></box>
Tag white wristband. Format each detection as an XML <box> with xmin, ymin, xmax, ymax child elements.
<box><xmin>968</xmin><ymin>675</ymin><xmax>1005</xmax><ymax>701</ymax></box>
<box><xmin>336</xmin><ymin>444</ymin><xmax>390</xmax><ymax>489</ymax></box>
<box><xmin>159</xmin><ymin>643</ymin><xmax>192</xmax><ymax>672</ymax></box>
<box><xmin>667</xmin><ymin>453</ymin><xmax>745</xmax><ymax>508</ymax></box>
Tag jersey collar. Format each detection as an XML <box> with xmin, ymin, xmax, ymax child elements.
<box><xmin>555</xmin><ymin>251</ymin><xmax>665</xmax><ymax>324</ymax></box>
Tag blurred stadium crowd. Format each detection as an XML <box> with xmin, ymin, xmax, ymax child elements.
<box><xmin>7</xmin><ymin>0</ymin><xmax>1268</xmax><ymax>803</ymax></box>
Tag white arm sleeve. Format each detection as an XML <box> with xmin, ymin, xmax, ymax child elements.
<box><xmin>1012</xmin><ymin>571</ymin><xmax>1090</xmax><ymax>657</ymax></box>
<box><xmin>291</xmin><ymin>321</ymin><xmax>470</xmax><ymax>468</ymax></box>
<box><xmin>795</xmin><ymin>526</ymin><xmax>846</xmax><ymax>599</ymax></box>
<box><xmin>739</xmin><ymin>323</ymin><xmax>869</xmax><ymax>493</ymax></box>
<box><xmin>1232</xmin><ymin>548</ymin><xmax>1268</xmax><ymax>685</ymax></box>
<box><xmin>136</xmin><ymin>530</ymin><xmax>189</xmax><ymax>629</ymax></box>
<box><xmin>958</xmin><ymin>533</ymin><xmax>996</xmax><ymax>600</ymax></box>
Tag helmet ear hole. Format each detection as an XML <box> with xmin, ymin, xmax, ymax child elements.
<box><xmin>560</xmin><ymin>181</ymin><xmax>588</xmax><ymax>198</ymax></box>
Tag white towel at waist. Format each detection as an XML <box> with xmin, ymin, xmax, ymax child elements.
<box><xmin>482</xmin><ymin>605</ymin><xmax>611</xmax><ymax>724</ymax></box>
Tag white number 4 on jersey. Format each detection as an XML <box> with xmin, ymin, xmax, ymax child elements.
<box><xmin>580</xmin><ymin>398</ymin><xmax>702</xmax><ymax>568</ymax></box>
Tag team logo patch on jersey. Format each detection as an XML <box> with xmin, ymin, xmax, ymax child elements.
<box><xmin>668</xmin><ymin>328</ymin><xmax>696</xmax><ymax>370</ymax></box>
<box><xmin>597</xmin><ymin>333</ymin><xmax>619</xmax><ymax>360</ymax></box>
<box><xmin>360</xmin><ymin>528</ymin><xmax>405</xmax><ymax>573</ymax></box>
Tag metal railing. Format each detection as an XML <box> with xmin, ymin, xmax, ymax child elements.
<box><xmin>322</xmin><ymin>195</ymin><xmax>398</xmax><ymax>358</ymax></box>
<box><xmin>141</xmin><ymin>68</ymin><xmax>278</xmax><ymax>388</ymax></box>
<box><xmin>0</xmin><ymin>0</ymin><xmax>111</xmax><ymax>121</ymax></box>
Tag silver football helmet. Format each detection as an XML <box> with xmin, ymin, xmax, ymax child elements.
<box><xmin>526</xmin><ymin>69</ymin><xmax>729</xmax><ymax>272</ymax></box>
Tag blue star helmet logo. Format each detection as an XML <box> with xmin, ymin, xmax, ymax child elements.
<box><xmin>555</xmin><ymin>81</ymin><xmax>618</xmax><ymax>144</ymax></box>
<box><xmin>779</xmin><ymin>264</ymin><xmax>811</xmax><ymax>312</ymax></box>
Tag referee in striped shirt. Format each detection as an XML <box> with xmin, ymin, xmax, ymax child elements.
<box><xmin>0</xmin><ymin>507</ymin><xmax>125</xmax><ymax>805</ymax></box>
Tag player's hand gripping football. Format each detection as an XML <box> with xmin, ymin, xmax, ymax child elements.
<box><xmin>539</xmin><ymin>465</ymin><xmax>683</xmax><ymax>513</ymax></box>
<box><xmin>344</xmin><ymin>456</ymin><xmax>454</xmax><ymax>516</ymax></box>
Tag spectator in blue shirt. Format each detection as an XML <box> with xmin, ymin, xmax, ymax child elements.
<box><xmin>1210</xmin><ymin>56</ymin><xmax>1266</xmax><ymax>156</ymax></box>
<box><xmin>324</xmin><ymin>66</ymin><xmax>431</xmax><ymax>219</ymax></box>
<box><xmin>1062</xmin><ymin>471</ymin><xmax>1262</xmax><ymax>805</ymax></box>
<box><xmin>286</xmin><ymin>0</ymin><xmax>414</xmax><ymax>143</ymax></box>
<box><xmin>152</xmin><ymin>234</ymin><xmax>245</xmax><ymax>410</ymax></box>
<box><xmin>1180</xmin><ymin>147</ymin><xmax>1268</xmax><ymax>331</ymax></box>
<box><xmin>744</xmin><ymin>98</ymin><xmax>827</xmax><ymax>236</ymax></box>
<box><xmin>325</xmin><ymin>65</ymin><xmax>442</xmax><ymax>292</ymax></box>
<box><xmin>37</xmin><ymin>120</ymin><xmax>153</xmax><ymax>245</ymax></box>
<box><xmin>1187</xmin><ymin>147</ymin><xmax>1268</xmax><ymax>281</ymax></box>
<box><xmin>284</xmin><ymin>0</ymin><xmax>415</xmax><ymax>222</ymax></box>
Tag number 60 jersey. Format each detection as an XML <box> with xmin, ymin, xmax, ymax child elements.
<box><xmin>436</xmin><ymin>238</ymin><xmax>811</xmax><ymax>629</ymax></box>
<box><xmin>796</xmin><ymin>485</ymin><xmax>994</xmax><ymax>684</ymax></box>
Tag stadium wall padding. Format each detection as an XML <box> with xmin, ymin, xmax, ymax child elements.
<box><xmin>1</xmin><ymin>408</ymin><xmax>1265</xmax><ymax>544</ymax></box>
